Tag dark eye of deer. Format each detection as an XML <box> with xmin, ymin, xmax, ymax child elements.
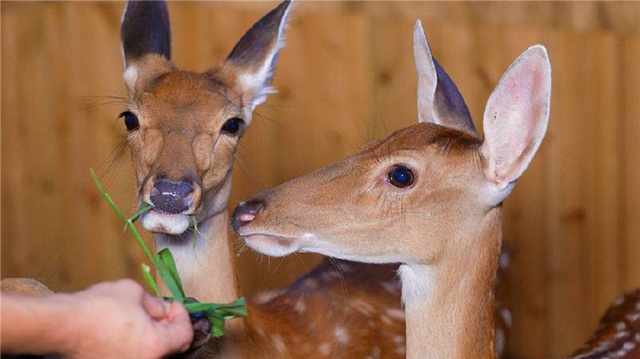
<box><xmin>222</xmin><ymin>117</ymin><xmax>244</xmax><ymax>135</ymax></box>
<box><xmin>119</xmin><ymin>111</ymin><xmax>139</xmax><ymax>131</ymax></box>
<box><xmin>388</xmin><ymin>165</ymin><xmax>414</xmax><ymax>188</ymax></box>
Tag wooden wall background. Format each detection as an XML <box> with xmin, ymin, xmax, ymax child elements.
<box><xmin>1</xmin><ymin>1</ymin><xmax>638</xmax><ymax>358</ymax></box>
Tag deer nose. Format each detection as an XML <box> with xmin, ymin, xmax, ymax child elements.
<box><xmin>150</xmin><ymin>179</ymin><xmax>195</xmax><ymax>215</ymax></box>
<box><xmin>231</xmin><ymin>200</ymin><xmax>265</xmax><ymax>232</ymax></box>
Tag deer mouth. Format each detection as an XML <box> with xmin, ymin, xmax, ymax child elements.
<box><xmin>241</xmin><ymin>232</ymin><xmax>311</xmax><ymax>257</ymax></box>
<box><xmin>141</xmin><ymin>209</ymin><xmax>191</xmax><ymax>235</ymax></box>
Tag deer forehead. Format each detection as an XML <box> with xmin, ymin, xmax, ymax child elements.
<box><xmin>133</xmin><ymin>71</ymin><xmax>242</xmax><ymax>129</ymax></box>
<box><xmin>359</xmin><ymin>124</ymin><xmax>483</xmax><ymax>180</ymax></box>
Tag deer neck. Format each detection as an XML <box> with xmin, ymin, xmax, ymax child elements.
<box><xmin>399</xmin><ymin>209</ymin><xmax>502</xmax><ymax>359</ymax></box>
<box><xmin>155</xmin><ymin>210</ymin><xmax>241</xmax><ymax>304</ymax></box>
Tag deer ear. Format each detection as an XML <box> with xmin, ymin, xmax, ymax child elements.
<box><xmin>481</xmin><ymin>45</ymin><xmax>552</xmax><ymax>193</ymax></box>
<box><xmin>224</xmin><ymin>1</ymin><xmax>294</xmax><ymax>111</ymax></box>
<box><xmin>413</xmin><ymin>20</ymin><xmax>477</xmax><ymax>137</ymax></box>
<box><xmin>120</xmin><ymin>0</ymin><xmax>174</xmax><ymax>94</ymax></box>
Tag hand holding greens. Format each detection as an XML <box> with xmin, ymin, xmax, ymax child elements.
<box><xmin>90</xmin><ymin>169</ymin><xmax>246</xmax><ymax>337</ymax></box>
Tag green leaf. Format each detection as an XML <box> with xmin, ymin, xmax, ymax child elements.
<box><xmin>130</xmin><ymin>203</ymin><xmax>154</xmax><ymax>223</ymax></box>
<box><xmin>154</xmin><ymin>248</ymin><xmax>185</xmax><ymax>302</ymax></box>
<box><xmin>141</xmin><ymin>264</ymin><xmax>162</xmax><ymax>298</ymax></box>
<box><xmin>208</xmin><ymin>314</ymin><xmax>226</xmax><ymax>337</ymax></box>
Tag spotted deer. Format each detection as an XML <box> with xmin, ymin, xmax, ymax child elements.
<box><xmin>232</xmin><ymin>21</ymin><xmax>548</xmax><ymax>358</ymax></box>
<box><xmin>567</xmin><ymin>288</ymin><xmax>640</xmax><ymax>359</ymax></box>
<box><xmin>118</xmin><ymin>1</ymin><xmax>410</xmax><ymax>358</ymax></box>
<box><xmin>232</xmin><ymin>21</ymin><xmax>640</xmax><ymax>359</ymax></box>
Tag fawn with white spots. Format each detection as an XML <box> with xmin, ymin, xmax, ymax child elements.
<box><xmin>233</xmin><ymin>20</ymin><xmax>640</xmax><ymax>359</ymax></box>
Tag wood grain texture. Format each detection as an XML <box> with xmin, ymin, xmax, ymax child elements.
<box><xmin>1</xmin><ymin>2</ymin><xmax>639</xmax><ymax>358</ymax></box>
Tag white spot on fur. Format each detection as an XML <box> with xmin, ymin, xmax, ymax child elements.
<box><xmin>254</xmin><ymin>290</ymin><xmax>282</xmax><ymax>305</ymax></box>
<box><xmin>615</xmin><ymin>322</ymin><xmax>627</xmax><ymax>331</ymax></box>
<box><xmin>323</xmin><ymin>270</ymin><xmax>342</xmax><ymax>280</ymax></box>
<box><xmin>501</xmin><ymin>308</ymin><xmax>513</xmax><ymax>328</ymax></box>
<box><xmin>303</xmin><ymin>278</ymin><xmax>318</xmax><ymax>290</ymax></box>
<box><xmin>613</xmin><ymin>295</ymin><xmax>625</xmax><ymax>306</ymax></box>
<box><xmin>254</xmin><ymin>323</ymin><xmax>265</xmax><ymax>337</ymax></box>
<box><xmin>294</xmin><ymin>299</ymin><xmax>307</xmax><ymax>314</ymax></box>
<box><xmin>317</xmin><ymin>342</ymin><xmax>332</xmax><ymax>356</ymax></box>
<box><xmin>495</xmin><ymin>327</ymin><xmax>506</xmax><ymax>357</ymax></box>
<box><xmin>272</xmin><ymin>335</ymin><xmax>285</xmax><ymax>352</ymax></box>
<box><xmin>615</xmin><ymin>331</ymin><xmax>629</xmax><ymax>339</ymax></box>
<box><xmin>627</xmin><ymin>312</ymin><xmax>640</xmax><ymax>322</ymax></box>
<box><xmin>348</xmin><ymin>298</ymin><xmax>375</xmax><ymax>315</ymax></box>
<box><xmin>334</xmin><ymin>325</ymin><xmax>349</xmax><ymax>344</ymax></box>
<box><xmin>385</xmin><ymin>308</ymin><xmax>405</xmax><ymax>321</ymax></box>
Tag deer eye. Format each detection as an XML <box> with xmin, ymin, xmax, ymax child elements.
<box><xmin>388</xmin><ymin>165</ymin><xmax>414</xmax><ymax>188</ymax></box>
<box><xmin>221</xmin><ymin>117</ymin><xmax>244</xmax><ymax>135</ymax></box>
<box><xmin>119</xmin><ymin>111</ymin><xmax>139</xmax><ymax>131</ymax></box>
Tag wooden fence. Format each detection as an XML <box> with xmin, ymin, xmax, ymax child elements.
<box><xmin>2</xmin><ymin>2</ymin><xmax>638</xmax><ymax>358</ymax></box>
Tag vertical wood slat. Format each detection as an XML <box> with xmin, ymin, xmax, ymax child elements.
<box><xmin>584</xmin><ymin>33</ymin><xmax>621</xmax><ymax>324</ymax></box>
<box><xmin>545</xmin><ymin>31</ymin><xmax>592</xmax><ymax>358</ymax></box>
<box><xmin>621</xmin><ymin>37</ymin><xmax>640</xmax><ymax>289</ymax></box>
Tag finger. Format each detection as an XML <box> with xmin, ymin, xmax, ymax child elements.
<box><xmin>142</xmin><ymin>293</ymin><xmax>171</xmax><ymax>320</ymax></box>
<box><xmin>161</xmin><ymin>302</ymin><xmax>194</xmax><ymax>353</ymax></box>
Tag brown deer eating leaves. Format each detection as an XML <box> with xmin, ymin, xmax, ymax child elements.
<box><xmin>119</xmin><ymin>1</ymin><xmax>407</xmax><ymax>358</ymax></box>
<box><xmin>233</xmin><ymin>20</ymin><xmax>640</xmax><ymax>359</ymax></box>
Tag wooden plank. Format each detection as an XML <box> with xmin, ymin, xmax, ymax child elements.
<box><xmin>544</xmin><ymin>31</ymin><xmax>593</xmax><ymax>358</ymax></box>
<box><xmin>583</xmin><ymin>33</ymin><xmax>621</xmax><ymax>324</ymax></box>
<box><xmin>621</xmin><ymin>37</ymin><xmax>640</xmax><ymax>289</ymax></box>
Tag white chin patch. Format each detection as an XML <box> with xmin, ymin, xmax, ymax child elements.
<box><xmin>141</xmin><ymin>211</ymin><xmax>190</xmax><ymax>235</ymax></box>
<box><xmin>243</xmin><ymin>234</ymin><xmax>298</xmax><ymax>257</ymax></box>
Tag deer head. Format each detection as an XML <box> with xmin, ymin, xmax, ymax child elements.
<box><xmin>120</xmin><ymin>1</ymin><xmax>293</xmax><ymax>236</ymax></box>
<box><xmin>232</xmin><ymin>20</ymin><xmax>551</xmax><ymax>269</ymax></box>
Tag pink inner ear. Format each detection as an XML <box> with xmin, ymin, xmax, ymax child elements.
<box><xmin>482</xmin><ymin>46</ymin><xmax>551</xmax><ymax>187</ymax></box>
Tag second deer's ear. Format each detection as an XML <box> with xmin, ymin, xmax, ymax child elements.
<box><xmin>224</xmin><ymin>1</ymin><xmax>294</xmax><ymax>111</ymax></box>
<box><xmin>120</xmin><ymin>0</ymin><xmax>174</xmax><ymax>94</ymax></box>
<box><xmin>413</xmin><ymin>20</ymin><xmax>477</xmax><ymax>137</ymax></box>
<box><xmin>481</xmin><ymin>45</ymin><xmax>552</xmax><ymax>196</ymax></box>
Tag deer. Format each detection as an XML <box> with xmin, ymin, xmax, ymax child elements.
<box><xmin>567</xmin><ymin>288</ymin><xmax>640</xmax><ymax>359</ymax></box>
<box><xmin>117</xmin><ymin>1</ymin><xmax>411</xmax><ymax>358</ymax></box>
<box><xmin>229</xmin><ymin>19</ymin><xmax>528</xmax><ymax>358</ymax></box>
<box><xmin>232</xmin><ymin>20</ymin><xmax>640</xmax><ymax>359</ymax></box>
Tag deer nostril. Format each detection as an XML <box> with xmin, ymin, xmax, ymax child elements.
<box><xmin>150</xmin><ymin>179</ymin><xmax>195</xmax><ymax>215</ymax></box>
<box><xmin>231</xmin><ymin>200</ymin><xmax>265</xmax><ymax>233</ymax></box>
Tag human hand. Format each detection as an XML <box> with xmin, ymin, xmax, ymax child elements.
<box><xmin>63</xmin><ymin>279</ymin><xmax>193</xmax><ymax>359</ymax></box>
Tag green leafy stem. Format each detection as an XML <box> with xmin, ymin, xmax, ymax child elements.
<box><xmin>90</xmin><ymin>169</ymin><xmax>246</xmax><ymax>337</ymax></box>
